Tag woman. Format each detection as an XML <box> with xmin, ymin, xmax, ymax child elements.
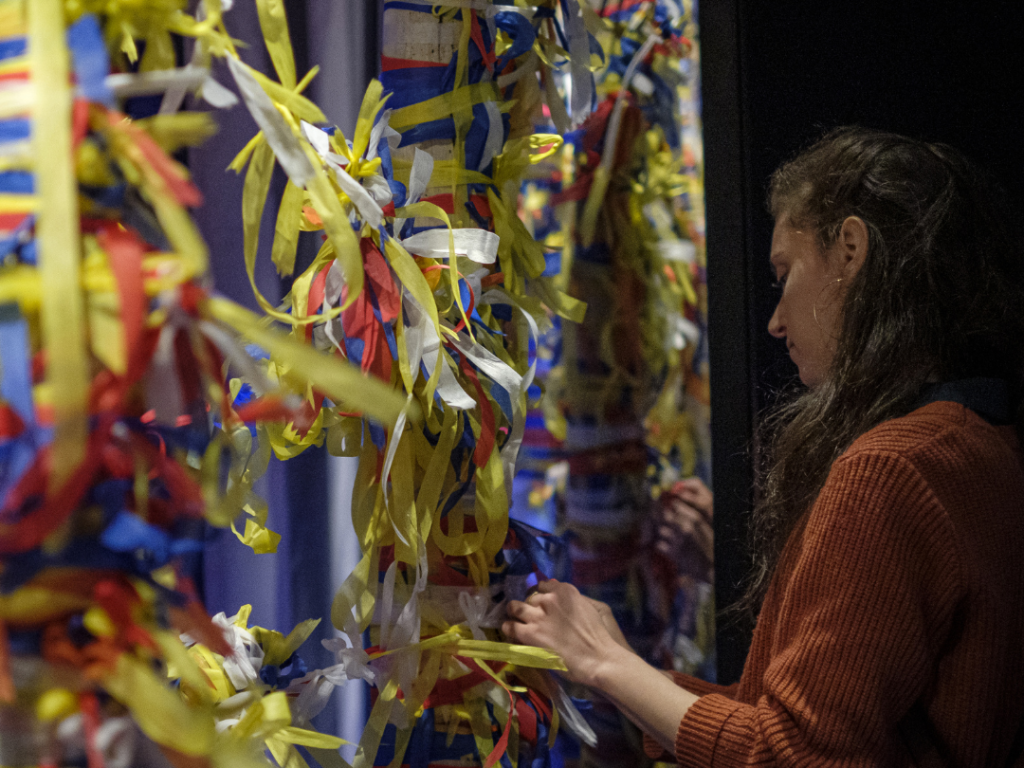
<box><xmin>502</xmin><ymin>127</ymin><xmax>1024</xmax><ymax>766</ymax></box>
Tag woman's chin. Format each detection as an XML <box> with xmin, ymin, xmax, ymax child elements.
<box><xmin>796</xmin><ymin>366</ymin><xmax>823</xmax><ymax>389</ymax></box>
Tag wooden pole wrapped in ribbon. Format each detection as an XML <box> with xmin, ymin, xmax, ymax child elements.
<box><xmin>222</xmin><ymin>2</ymin><xmax>601</xmax><ymax>767</ymax></box>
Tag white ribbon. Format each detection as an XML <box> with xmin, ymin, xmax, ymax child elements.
<box><xmin>373</xmin><ymin>544</ymin><xmax>428</xmax><ymax>719</ymax></box>
<box><xmin>322</xmin><ymin>260</ymin><xmax>347</xmax><ymax>356</ymax></box>
<box><xmin>478</xmin><ymin>287</ymin><xmax>547</xmax><ymax>494</ymax></box>
<box><xmin>496</xmin><ymin>51</ymin><xmax>540</xmax><ymax>89</ymax></box>
<box><xmin>300</xmin><ymin>120</ymin><xmax>336</xmax><ymax>159</ymax></box>
<box><xmin>94</xmin><ymin>717</ymin><xmax>139</xmax><ymax>768</ymax></box>
<box><xmin>407</xmin><ymin>148</ymin><xmax>434</xmax><ymax>205</ymax></box>
<box><xmin>479</xmin><ymin>287</ymin><xmax>546</xmax><ymax>397</ymax></box>
<box><xmin>656</xmin><ymin>239</ymin><xmax>697</xmax><ymax>264</ymax></box>
<box><xmin>54</xmin><ymin>715</ymin><xmax>139</xmax><ymax>768</ymax></box>
<box><xmin>394</xmin><ymin>147</ymin><xmax>434</xmax><ymax>235</ymax></box>
<box><xmin>551</xmin><ymin>683</ymin><xmax>598</xmax><ymax>747</ymax></box>
<box><xmin>105</xmin><ymin>67</ymin><xmax>208</xmax><ymax>100</ymax></box>
<box><xmin>322</xmin><ymin>633</ymin><xmax>377</xmax><ymax>685</ymax></box>
<box><xmin>363</xmin><ymin>173</ymin><xmax>394</xmax><ymax>205</ymax></box>
<box><xmin>366</xmin><ymin>108</ymin><xmax>397</xmax><ymax>162</ymax></box>
<box><xmin>200</xmin><ymin>74</ymin><xmax>239</xmax><ymax>108</ymax></box>
<box><xmin>401</xmin><ymin>228</ymin><xmax>499</xmax><ymax>265</ymax></box>
<box><xmin>477</xmin><ymin>97</ymin><xmax>505</xmax><ymax>173</ymax></box>
<box><xmin>457</xmin><ymin>589</ymin><xmax>503</xmax><ymax>641</ymax></box>
<box><xmin>403</xmin><ymin>292</ymin><xmax>476</xmax><ymax>410</ymax></box>
<box><xmin>499</xmin><ymin>407</ymin><xmax>526</xmax><ymax>505</ymax></box>
<box><xmin>390</xmin><ymin>544</ymin><xmax>428</xmax><ymax>654</ymax></box>
<box><xmin>380</xmin><ymin>394</ymin><xmax>414</xmax><ymax>520</ymax></box>
<box><xmin>400</xmin><ymin>287</ymin><xmax>426</xmax><ymax>376</ymax></box>
<box><xmin>228</xmin><ymin>56</ymin><xmax>314</xmax><ymax>187</ymax></box>
<box><xmin>210</xmin><ymin>610</ymin><xmax>265</xmax><ymax>691</ymax></box>
<box><xmin>334</xmin><ymin>163</ymin><xmax>385</xmax><ymax>228</ymax></box>
<box><xmin>667</xmin><ymin>312</ymin><xmax>701</xmax><ymax>351</ymax></box>
<box><xmin>199</xmin><ymin>319</ymin><xmax>277</xmax><ymax>398</ymax></box>
<box><xmin>301</xmin><ymin>121</ymin><xmax>386</xmax><ymax>227</ymax></box>
<box><xmin>563</xmin><ymin>0</ymin><xmax>594</xmax><ymax>127</ymax></box>
<box><xmin>286</xmin><ymin>674</ymin><xmax>336</xmax><ymax>726</ymax></box>
<box><xmin>437</xmin><ymin>346</ymin><xmax>477</xmax><ymax>409</ymax></box>
<box><xmin>378</xmin><ymin>561</ymin><xmax>399</xmax><ymax>650</ymax></box>
<box><xmin>449</xmin><ymin>330</ymin><xmax>524</xmax><ymax>405</ymax></box>
<box><xmin>372</xmin><ymin>583</ymin><xmax>507</xmax><ymax>630</ymax></box>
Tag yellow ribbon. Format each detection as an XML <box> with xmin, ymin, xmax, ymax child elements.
<box><xmin>255</xmin><ymin>0</ymin><xmax>297</xmax><ymax>89</ymax></box>
<box><xmin>102</xmin><ymin>654</ymin><xmax>216</xmax><ymax>756</ymax></box>
<box><xmin>206</xmin><ymin>297</ymin><xmax>411</xmax><ymax>424</ymax></box>
<box><xmin>388</xmin><ymin>82</ymin><xmax>502</xmax><ymax>132</ymax></box>
<box><xmin>30</xmin><ymin>0</ymin><xmax>88</xmax><ymax>491</ymax></box>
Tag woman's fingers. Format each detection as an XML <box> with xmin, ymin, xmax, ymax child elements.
<box><xmin>673</xmin><ymin>478</ymin><xmax>713</xmax><ymax>520</ymax></box>
<box><xmin>502</xmin><ymin>599</ymin><xmax>543</xmax><ymax>645</ymax></box>
<box><xmin>653</xmin><ymin>482</ymin><xmax>716</xmax><ymax>581</ymax></box>
<box><xmin>501</xmin><ymin>584</ymin><xmax>628</xmax><ymax>686</ymax></box>
<box><xmin>585</xmin><ymin>596</ymin><xmax>633</xmax><ymax>652</ymax></box>
<box><xmin>502</xmin><ymin>618</ymin><xmax>527</xmax><ymax>642</ymax></box>
<box><xmin>534</xmin><ymin>578</ymin><xmax>563</xmax><ymax>594</ymax></box>
<box><xmin>663</xmin><ymin>498</ymin><xmax>705</xmax><ymax>528</ymax></box>
<box><xmin>506</xmin><ymin>598</ymin><xmax>543</xmax><ymax>621</ymax></box>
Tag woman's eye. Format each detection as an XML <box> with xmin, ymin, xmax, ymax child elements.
<box><xmin>773</xmin><ymin>275</ymin><xmax>787</xmax><ymax>291</ymax></box>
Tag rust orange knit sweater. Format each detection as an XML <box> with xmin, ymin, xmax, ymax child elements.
<box><xmin>647</xmin><ymin>401</ymin><xmax>1024</xmax><ymax>766</ymax></box>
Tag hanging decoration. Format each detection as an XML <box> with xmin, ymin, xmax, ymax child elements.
<box><xmin>512</xmin><ymin>1</ymin><xmax>714</xmax><ymax>764</ymax></box>
<box><xmin>0</xmin><ymin>1</ymin><xmax>404</xmax><ymax>766</ymax></box>
<box><xmin>221</xmin><ymin>1</ymin><xmax>617</xmax><ymax>766</ymax></box>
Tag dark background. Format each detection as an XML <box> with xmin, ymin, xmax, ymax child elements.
<box><xmin>702</xmin><ymin>0</ymin><xmax>1024</xmax><ymax>683</ymax></box>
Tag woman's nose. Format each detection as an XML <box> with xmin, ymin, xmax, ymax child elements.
<box><xmin>768</xmin><ymin>304</ymin><xmax>785</xmax><ymax>338</ymax></box>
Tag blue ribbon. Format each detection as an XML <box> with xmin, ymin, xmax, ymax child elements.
<box><xmin>67</xmin><ymin>14</ymin><xmax>114</xmax><ymax>107</ymax></box>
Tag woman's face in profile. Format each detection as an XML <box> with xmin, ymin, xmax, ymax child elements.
<box><xmin>767</xmin><ymin>216</ymin><xmax>850</xmax><ymax>388</ymax></box>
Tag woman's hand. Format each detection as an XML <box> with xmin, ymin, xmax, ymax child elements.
<box><xmin>654</xmin><ymin>478</ymin><xmax>714</xmax><ymax>583</ymax></box>
<box><xmin>502</xmin><ymin>579</ymin><xmax>632</xmax><ymax>688</ymax></box>
<box><xmin>585</xmin><ymin>596</ymin><xmax>634</xmax><ymax>653</ymax></box>
<box><xmin>504</xmin><ymin>581</ymin><xmax>701</xmax><ymax>752</ymax></box>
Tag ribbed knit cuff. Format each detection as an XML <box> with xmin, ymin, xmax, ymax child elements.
<box><xmin>675</xmin><ymin>694</ymin><xmax>748</xmax><ymax>768</ymax></box>
<box><xmin>641</xmin><ymin>674</ymin><xmax>741</xmax><ymax>760</ymax></box>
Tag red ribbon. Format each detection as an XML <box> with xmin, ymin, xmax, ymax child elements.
<box><xmin>458</xmin><ymin>359</ymin><xmax>495</xmax><ymax>468</ymax></box>
<box><xmin>80</xmin><ymin>692</ymin><xmax>106</xmax><ymax>768</ymax></box>
<box><xmin>107</xmin><ymin>109</ymin><xmax>203</xmax><ymax>208</ymax></box>
<box><xmin>0</xmin><ymin>416</ymin><xmax>112</xmax><ymax>554</ymax></box>
<box><xmin>0</xmin><ymin>404</ymin><xmax>25</xmax><ymax>440</ymax></box>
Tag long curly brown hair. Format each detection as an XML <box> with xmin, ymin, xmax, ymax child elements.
<box><xmin>741</xmin><ymin>126</ymin><xmax>1024</xmax><ymax>616</ymax></box>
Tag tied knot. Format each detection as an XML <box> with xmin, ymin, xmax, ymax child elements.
<box><xmin>458</xmin><ymin>589</ymin><xmax>501</xmax><ymax>641</ymax></box>
<box><xmin>322</xmin><ymin>633</ymin><xmax>376</xmax><ymax>685</ymax></box>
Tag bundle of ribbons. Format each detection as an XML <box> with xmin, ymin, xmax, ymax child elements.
<box><xmin>511</xmin><ymin>2</ymin><xmax>714</xmax><ymax>765</ymax></box>
<box><xmin>0</xmin><ymin>1</ymin><xmax>405</xmax><ymax>767</ymax></box>
<box><xmin>222</xmin><ymin>1</ymin><xmax>618</xmax><ymax>766</ymax></box>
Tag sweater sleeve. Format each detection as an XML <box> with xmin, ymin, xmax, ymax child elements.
<box><xmin>674</xmin><ymin>450</ymin><xmax>964</xmax><ymax>768</ymax></box>
<box><xmin>642</xmin><ymin>674</ymin><xmax>741</xmax><ymax>759</ymax></box>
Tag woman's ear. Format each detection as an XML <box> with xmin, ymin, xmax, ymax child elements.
<box><xmin>838</xmin><ymin>216</ymin><xmax>869</xmax><ymax>278</ymax></box>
